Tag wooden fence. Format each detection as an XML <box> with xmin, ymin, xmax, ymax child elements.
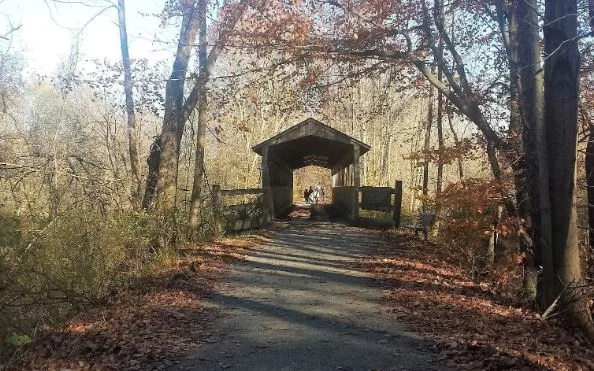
<box><xmin>212</xmin><ymin>185</ymin><xmax>269</xmax><ymax>235</ymax></box>
<box><xmin>359</xmin><ymin>180</ymin><xmax>403</xmax><ymax>227</ymax></box>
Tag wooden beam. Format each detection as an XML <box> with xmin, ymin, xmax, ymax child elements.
<box><xmin>393</xmin><ymin>180</ymin><xmax>403</xmax><ymax>228</ymax></box>
<box><xmin>212</xmin><ymin>185</ymin><xmax>223</xmax><ymax>237</ymax></box>
<box><xmin>220</xmin><ymin>188</ymin><xmax>263</xmax><ymax>196</ymax></box>
<box><xmin>261</xmin><ymin>146</ymin><xmax>274</xmax><ymax>222</ymax></box>
<box><xmin>352</xmin><ymin>144</ymin><xmax>360</xmax><ymax>220</ymax></box>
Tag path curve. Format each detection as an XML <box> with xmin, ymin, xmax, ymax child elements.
<box><xmin>175</xmin><ymin>219</ymin><xmax>443</xmax><ymax>370</ymax></box>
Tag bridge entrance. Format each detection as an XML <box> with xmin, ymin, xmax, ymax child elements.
<box><xmin>211</xmin><ymin>118</ymin><xmax>402</xmax><ymax>234</ymax></box>
<box><xmin>252</xmin><ymin>118</ymin><xmax>370</xmax><ymax>221</ymax></box>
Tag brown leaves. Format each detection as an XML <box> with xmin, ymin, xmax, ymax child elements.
<box><xmin>3</xmin><ymin>235</ymin><xmax>264</xmax><ymax>370</ymax></box>
<box><xmin>363</xmin><ymin>232</ymin><xmax>594</xmax><ymax>370</ymax></box>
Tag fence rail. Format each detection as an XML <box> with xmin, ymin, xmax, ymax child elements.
<box><xmin>220</xmin><ymin>188</ymin><xmax>264</xmax><ymax>197</ymax></box>
<box><xmin>212</xmin><ymin>185</ymin><xmax>268</xmax><ymax>235</ymax></box>
<box><xmin>359</xmin><ymin>180</ymin><xmax>403</xmax><ymax>227</ymax></box>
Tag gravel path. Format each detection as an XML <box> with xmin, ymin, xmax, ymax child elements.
<box><xmin>175</xmin><ymin>218</ymin><xmax>443</xmax><ymax>371</ymax></box>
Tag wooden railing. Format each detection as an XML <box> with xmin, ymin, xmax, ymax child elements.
<box><xmin>212</xmin><ymin>185</ymin><xmax>269</xmax><ymax>234</ymax></box>
<box><xmin>359</xmin><ymin>180</ymin><xmax>403</xmax><ymax>227</ymax></box>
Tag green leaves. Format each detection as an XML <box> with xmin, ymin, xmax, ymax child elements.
<box><xmin>5</xmin><ymin>333</ymin><xmax>32</xmax><ymax>346</ymax></box>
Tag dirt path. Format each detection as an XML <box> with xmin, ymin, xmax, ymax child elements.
<box><xmin>175</xmin><ymin>219</ymin><xmax>443</xmax><ymax>371</ymax></box>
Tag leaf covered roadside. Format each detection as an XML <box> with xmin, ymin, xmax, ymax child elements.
<box><xmin>361</xmin><ymin>231</ymin><xmax>594</xmax><ymax>370</ymax></box>
<box><xmin>1</xmin><ymin>234</ymin><xmax>270</xmax><ymax>370</ymax></box>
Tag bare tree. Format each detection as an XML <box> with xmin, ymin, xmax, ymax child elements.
<box><xmin>188</xmin><ymin>0</ymin><xmax>249</xmax><ymax>234</ymax></box>
<box><xmin>117</xmin><ymin>0</ymin><xmax>140</xmax><ymax>208</ymax></box>
<box><xmin>143</xmin><ymin>1</ymin><xmax>200</xmax><ymax>216</ymax></box>
<box><xmin>422</xmin><ymin>82</ymin><xmax>433</xmax><ymax>211</ymax></box>
<box><xmin>543</xmin><ymin>0</ymin><xmax>594</xmax><ymax>338</ymax></box>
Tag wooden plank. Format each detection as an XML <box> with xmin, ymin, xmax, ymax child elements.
<box><xmin>360</xmin><ymin>186</ymin><xmax>394</xmax><ymax>192</ymax></box>
<box><xmin>225</xmin><ymin>202</ymin><xmax>262</xmax><ymax>212</ymax></box>
<box><xmin>220</xmin><ymin>188</ymin><xmax>263</xmax><ymax>196</ymax></box>
<box><xmin>225</xmin><ymin>214</ymin><xmax>267</xmax><ymax>232</ymax></box>
<box><xmin>360</xmin><ymin>204</ymin><xmax>392</xmax><ymax>212</ymax></box>
<box><xmin>212</xmin><ymin>185</ymin><xmax>223</xmax><ymax>237</ymax></box>
<box><xmin>360</xmin><ymin>187</ymin><xmax>392</xmax><ymax>210</ymax></box>
<box><xmin>393</xmin><ymin>180</ymin><xmax>402</xmax><ymax>228</ymax></box>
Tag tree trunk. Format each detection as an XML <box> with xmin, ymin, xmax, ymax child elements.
<box><xmin>142</xmin><ymin>137</ymin><xmax>161</xmax><ymax>209</ymax></box>
<box><xmin>504</xmin><ymin>1</ymin><xmax>530</xmax><ymax>220</ymax></box>
<box><xmin>436</xmin><ymin>95</ymin><xmax>443</xmax><ymax>196</ymax></box>
<box><xmin>188</xmin><ymin>0</ymin><xmax>208</xmax><ymax>234</ymax></box>
<box><xmin>422</xmin><ymin>82</ymin><xmax>434</xmax><ymax>211</ymax></box>
<box><xmin>155</xmin><ymin>4</ymin><xmax>200</xmax><ymax>218</ymax></box>
<box><xmin>187</xmin><ymin>0</ymin><xmax>249</xmax><ymax>235</ymax></box>
<box><xmin>584</xmin><ymin>108</ymin><xmax>594</xmax><ymax>272</ymax></box>
<box><xmin>434</xmin><ymin>0</ymin><xmax>444</xmax><ymax>201</ymax></box>
<box><xmin>142</xmin><ymin>3</ymin><xmax>200</xmax><ymax>213</ymax></box>
<box><xmin>117</xmin><ymin>0</ymin><xmax>140</xmax><ymax>208</ymax></box>
<box><xmin>498</xmin><ymin>0</ymin><xmax>537</xmax><ymax>297</ymax></box>
<box><xmin>445</xmin><ymin>107</ymin><xmax>463</xmax><ymax>180</ymax></box>
<box><xmin>543</xmin><ymin>0</ymin><xmax>594</xmax><ymax>339</ymax></box>
<box><xmin>516</xmin><ymin>0</ymin><xmax>553</xmax><ymax>307</ymax></box>
<box><xmin>381</xmin><ymin>127</ymin><xmax>392</xmax><ymax>186</ymax></box>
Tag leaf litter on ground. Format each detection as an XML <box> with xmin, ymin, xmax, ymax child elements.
<box><xmin>2</xmin><ymin>233</ymin><xmax>271</xmax><ymax>371</ymax></box>
<box><xmin>360</xmin><ymin>230</ymin><xmax>594</xmax><ymax>370</ymax></box>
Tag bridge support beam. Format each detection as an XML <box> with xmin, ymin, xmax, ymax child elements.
<box><xmin>261</xmin><ymin>146</ymin><xmax>273</xmax><ymax>222</ymax></box>
<box><xmin>352</xmin><ymin>144</ymin><xmax>360</xmax><ymax>221</ymax></box>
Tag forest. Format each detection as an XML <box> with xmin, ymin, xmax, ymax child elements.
<box><xmin>1</xmin><ymin>0</ymin><xmax>594</xmax><ymax>369</ymax></box>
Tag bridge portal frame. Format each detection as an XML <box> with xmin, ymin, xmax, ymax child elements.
<box><xmin>253</xmin><ymin>118</ymin><xmax>370</xmax><ymax>221</ymax></box>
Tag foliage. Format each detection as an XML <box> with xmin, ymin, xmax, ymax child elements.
<box><xmin>2</xmin><ymin>235</ymin><xmax>260</xmax><ymax>369</ymax></box>
<box><xmin>364</xmin><ymin>232</ymin><xmax>594</xmax><ymax>370</ymax></box>
<box><xmin>436</xmin><ymin>177</ymin><xmax>519</xmax><ymax>278</ymax></box>
<box><xmin>0</xmin><ymin>209</ymin><xmax>169</xmax><ymax>344</ymax></box>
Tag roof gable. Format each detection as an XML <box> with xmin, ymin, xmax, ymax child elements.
<box><xmin>252</xmin><ymin>118</ymin><xmax>370</xmax><ymax>156</ymax></box>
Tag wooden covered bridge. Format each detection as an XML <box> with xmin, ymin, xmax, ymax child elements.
<box><xmin>212</xmin><ymin>118</ymin><xmax>402</xmax><ymax>233</ymax></box>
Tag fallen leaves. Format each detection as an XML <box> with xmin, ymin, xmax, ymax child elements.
<box><xmin>2</xmin><ymin>234</ymin><xmax>266</xmax><ymax>370</ymax></box>
<box><xmin>362</xmin><ymin>231</ymin><xmax>594</xmax><ymax>371</ymax></box>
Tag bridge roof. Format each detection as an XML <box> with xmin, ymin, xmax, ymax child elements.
<box><xmin>252</xmin><ymin>118</ymin><xmax>370</xmax><ymax>170</ymax></box>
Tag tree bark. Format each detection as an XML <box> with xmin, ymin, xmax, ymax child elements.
<box><xmin>584</xmin><ymin>108</ymin><xmax>594</xmax><ymax>271</ymax></box>
<box><xmin>543</xmin><ymin>0</ymin><xmax>594</xmax><ymax>339</ymax></box>
<box><xmin>516</xmin><ymin>0</ymin><xmax>553</xmax><ymax>306</ymax></box>
<box><xmin>117</xmin><ymin>0</ymin><xmax>140</xmax><ymax>209</ymax></box>
<box><xmin>422</xmin><ymin>82</ymin><xmax>433</xmax><ymax>211</ymax></box>
<box><xmin>142</xmin><ymin>2</ymin><xmax>200</xmax><ymax>213</ymax></box>
<box><xmin>187</xmin><ymin>0</ymin><xmax>249</xmax><ymax>235</ymax></box>
<box><xmin>154</xmin><ymin>3</ymin><xmax>200</xmax><ymax>218</ymax></box>
<box><xmin>497</xmin><ymin>0</ymin><xmax>538</xmax><ymax>296</ymax></box>
<box><xmin>434</xmin><ymin>0</ymin><xmax>444</xmax><ymax>201</ymax></box>
<box><xmin>142</xmin><ymin>137</ymin><xmax>160</xmax><ymax>209</ymax></box>
<box><xmin>188</xmin><ymin>0</ymin><xmax>208</xmax><ymax>233</ymax></box>
<box><xmin>590</xmin><ymin>0</ymin><xmax>594</xmax><ymax>32</ymax></box>
<box><xmin>445</xmin><ymin>107</ymin><xmax>463</xmax><ymax>180</ymax></box>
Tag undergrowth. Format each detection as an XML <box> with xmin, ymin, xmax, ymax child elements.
<box><xmin>0</xmin><ymin>209</ymin><xmax>175</xmax><ymax>347</ymax></box>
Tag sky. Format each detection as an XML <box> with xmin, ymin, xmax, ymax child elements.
<box><xmin>0</xmin><ymin>0</ymin><xmax>175</xmax><ymax>76</ymax></box>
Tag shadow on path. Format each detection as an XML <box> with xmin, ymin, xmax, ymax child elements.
<box><xmin>174</xmin><ymin>216</ymin><xmax>443</xmax><ymax>371</ymax></box>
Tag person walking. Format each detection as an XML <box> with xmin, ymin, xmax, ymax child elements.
<box><xmin>307</xmin><ymin>186</ymin><xmax>315</xmax><ymax>203</ymax></box>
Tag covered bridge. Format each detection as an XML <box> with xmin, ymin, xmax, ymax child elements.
<box><xmin>252</xmin><ymin>118</ymin><xmax>370</xmax><ymax>221</ymax></box>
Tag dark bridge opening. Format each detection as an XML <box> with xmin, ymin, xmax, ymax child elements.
<box><xmin>268</xmin><ymin>136</ymin><xmax>354</xmax><ymax>169</ymax></box>
<box><xmin>253</xmin><ymin>118</ymin><xmax>370</xmax><ymax>221</ymax></box>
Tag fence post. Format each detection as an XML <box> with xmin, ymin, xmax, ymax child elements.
<box><xmin>261</xmin><ymin>146</ymin><xmax>274</xmax><ymax>223</ymax></box>
<box><xmin>212</xmin><ymin>185</ymin><xmax>223</xmax><ymax>237</ymax></box>
<box><xmin>393</xmin><ymin>180</ymin><xmax>403</xmax><ymax>228</ymax></box>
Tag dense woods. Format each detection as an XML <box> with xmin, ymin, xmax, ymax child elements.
<box><xmin>1</xmin><ymin>0</ymin><xmax>594</xmax><ymax>366</ymax></box>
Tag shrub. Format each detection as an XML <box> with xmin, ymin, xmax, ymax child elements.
<box><xmin>436</xmin><ymin>178</ymin><xmax>520</xmax><ymax>279</ymax></box>
<box><xmin>0</xmin><ymin>209</ymin><xmax>168</xmax><ymax>343</ymax></box>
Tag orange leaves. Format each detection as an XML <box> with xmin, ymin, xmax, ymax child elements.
<box><xmin>364</xmin><ymin>232</ymin><xmax>594</xmax><ymax>370</ymax></box>
<box><xmin>5</xmin><ymin>236</ymin><xmax>262</xmax><ymax>370</ymax></box>
<box><xmin>434</xmin><ymin>176</ymin><xmax>520</xmax><ymax>274</ymax></box>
